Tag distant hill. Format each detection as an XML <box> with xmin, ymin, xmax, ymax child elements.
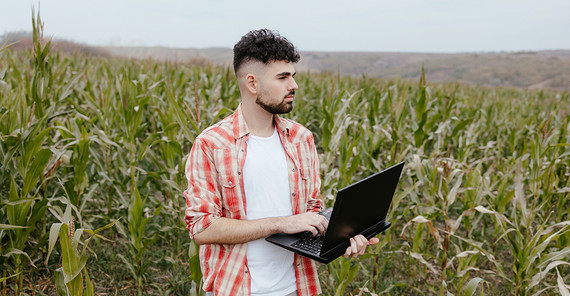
<box><xmin>2</xmin><ymin>30</ymin><xmax>568</xmax><ymax>91</ymax></box>
<box><xmin>103</xmin><ymin>46</ymin><xmax>570</xmax><ymax>90</ymax></box>
<box><xmin>302</xmin><ymin>51</ymin><xmax>570</xmax><ymax>90</ymax></box>
<box><xmin>1</xmin><ymin>31</ymin><xmax>109</xmax><ymax>57</ymax></box>
<box><xmin>102</xmin><ymin>46</ymin><xmax>232</xmax><ymax>66</ymax></box>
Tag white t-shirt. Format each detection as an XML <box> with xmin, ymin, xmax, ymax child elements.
<box><xmin>243</xmin><ymin>128</ymin><xmax>297</xmax><ymax>296</ymax></box>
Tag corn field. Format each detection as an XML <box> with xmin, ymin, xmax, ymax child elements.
<box><xmin>1</xmin><ymin>14</ymin><xmax>569</xmax><ymax>296</ymax></box>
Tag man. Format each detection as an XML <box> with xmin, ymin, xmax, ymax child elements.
<box><xmin>184</xmin><ymin>29</ymin><xmax>378</xmax><ymax>296</ymax></box>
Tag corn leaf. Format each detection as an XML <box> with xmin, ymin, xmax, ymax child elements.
<box><xmin>46</xmin><ymin>222</ymin><xmax>63</xmax><ymax>265</ymax></box>
<box><xmin>557</xmin><ymin>268</ymin><xmax>570</xmax><ymax>296</ymax></box>
<box><xmin>463</xmin><ymin>277</ymin><xmax>484</xmax><ymax>296</ymax></box>
<box><xmin>54</xmin><ymin>267</ymin><xmax>69</xmax><ymax>296</ymax></box>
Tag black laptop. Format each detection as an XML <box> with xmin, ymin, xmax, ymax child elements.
<box><xmin>265</xmin><ymin>161</ymin><xmax>405</xmax><ymax>264</ymax></box>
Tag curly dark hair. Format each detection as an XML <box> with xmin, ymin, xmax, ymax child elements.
<box><xmin>233</xmin><ymin>29</ymin><xmax>300</xmax><ymax>75</ymax></box>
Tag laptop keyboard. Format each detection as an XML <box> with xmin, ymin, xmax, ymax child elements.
<box><xmin>291</xmin><ymin>232</ymin><xmax>324</xmax><ymax>254</ymax></box>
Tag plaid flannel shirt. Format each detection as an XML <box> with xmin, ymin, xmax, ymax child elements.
<box><xmin>184</xmin><ymin>105</ymin><xmax>323</xmax><ymax>295</ymax></box>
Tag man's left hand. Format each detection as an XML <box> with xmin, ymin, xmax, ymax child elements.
<box><xmin>343</xmin><ymin>235</ymin><xmax>379</xmax><ymax>258</ymax></box>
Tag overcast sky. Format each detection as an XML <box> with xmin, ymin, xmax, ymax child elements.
<box><xmin>2</xmin><ymin>0</ymin><xmax>570</xmax><ymax>53</ymax></box>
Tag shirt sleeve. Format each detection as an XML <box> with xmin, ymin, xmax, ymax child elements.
<box><xmin>305</xmin><ymin>134</ymin><xmax>324</xmax><ymax>213</ymax></box>
<box><xmin>184</xmin><ymin>137</ymin><xmax>222</xmax><ymax>238</ymax></box>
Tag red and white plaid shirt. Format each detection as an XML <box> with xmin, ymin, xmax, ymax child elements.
<box><xmin>184</xmin><ymin>105</ymin><xmax>323</xmax><ymax>295</ymax></box>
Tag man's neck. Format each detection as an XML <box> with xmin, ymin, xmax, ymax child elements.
<box><xmin>241</xmin><ymin>100</ymin><xmax>275</xmax><ymax>137</ymax></box>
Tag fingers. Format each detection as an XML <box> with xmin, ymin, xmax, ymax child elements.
<box><xmin>369</xmin><ymin>237</ymin><xmax>380</xmax><ymax>245</ymax></box>
<box><xmin>343</xmin><ymin>235</ymin><xmax>376</xmax><ymax>258</ymax></box>
<box><xmin>343</xmin><ymin>239</ymin><xmax>355</xmax><ymax>258</ymax></box>
<box><xmin>306</xmin><ymin>227</ymin><xmax>318</xmax><ymax>236</ymax></box>
<box><xmin>281</xmin><ymin>212</ymin><xmax>328</xmax><ymax>235</ymax></box>
<box><xmin>353</xmin><ymin>235</ymin><xmax>367</xmax><ymax>257</ymax></box>
<box><xmin>307</xmin><ymin>212</ymin><xmax>327</xmax><ymax>235</ymax></box>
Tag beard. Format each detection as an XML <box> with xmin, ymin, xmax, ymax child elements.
<box><xmin>255</xmin><ymin>90</ymin><xmax>294</xmax><ymax>114</ymax></box>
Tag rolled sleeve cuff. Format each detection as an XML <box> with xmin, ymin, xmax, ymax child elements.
<box><xmin>184</xmin><ymin>190</ymin><xmax>222</xmax><ymax>239</ymax></box>
<box><xmin>186</xmin><ymin>212</ymin><xmax>220</xmax><ymax>239</ymax></box>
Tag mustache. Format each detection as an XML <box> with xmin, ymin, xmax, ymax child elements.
<box><xmin>285</xmin><ymin>90</ymin><xmax>295</xmax><ymax>98</ymax></box>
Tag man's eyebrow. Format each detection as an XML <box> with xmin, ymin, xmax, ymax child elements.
<box><xmin>276</xmin><ymin>71</ymin><xmax>296</xmax><ymax>77</ymax></box>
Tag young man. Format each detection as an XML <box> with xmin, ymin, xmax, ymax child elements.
<box><xmin>184</xmin><ymin>29</ymin><xmax>378</xmax><ymax>296</ymax></box>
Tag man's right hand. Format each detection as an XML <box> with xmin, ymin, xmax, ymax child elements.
<box><xmin>277</xmin><ymin>212</ymin><xmax>328</xmax><ymax>236</ymax></box>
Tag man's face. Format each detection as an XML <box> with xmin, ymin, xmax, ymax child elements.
<box><xmin>256</xmin><ymin>60</ymin><xmax>298</xmax><ymax>114</ymax></box>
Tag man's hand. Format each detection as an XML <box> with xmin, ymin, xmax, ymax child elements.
<box><xmin>343</xmin><ymin>235</ymin><xmax>379</xmax><ymax>258</ymax></box>
<box><xmin>277</xmin><ymin>212</ymin><xmax>329</xmax><ymax>236</ymax></box>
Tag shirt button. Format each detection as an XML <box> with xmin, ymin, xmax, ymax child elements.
<box><xmin>292</xmin><ymin>193</ymin><xmax>296</xmax><ymax>197</ymax></box>
<box><xmin>244</xmin><ymin>269</ymin><xmax>248</xmax><ymax>274</ymax></box>
<box><xmin>228</xmin><ymin>181</ymin><xmax>233</xmax><ymax>185</ymax></box>
<box><xmin>292</xmin><ymin>168</ymin><xmax>296</xmax><ymax>172</ymax></box>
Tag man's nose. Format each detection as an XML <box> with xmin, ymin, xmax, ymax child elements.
<box><xmin>290</xmin><ymin>78</ymin><xmax>298</xmax><ymax>90</ymax></box>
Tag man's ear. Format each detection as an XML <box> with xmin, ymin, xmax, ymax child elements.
<box><xmin>245</xmin><ymin>73</ymin><xmax>257</xmax><ymax>95</ymax></box>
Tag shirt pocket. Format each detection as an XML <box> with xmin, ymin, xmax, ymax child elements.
<box><xmin>300</xmin><ymin>166</ymin><xmax>310</xmax><ymax>181</ymax></box>
<box><xmin>220</xmin><ymin>174</ymin><xmax>242</xmax><ymax>214</ymax></box>
<box><xmin>213</xmin><ymin>149</ymin><xmax>243</xmax><ymax>216</ymax></box>
<box><xmin>294</xmin><ymin>141</ymin><xmax>317</xmax><ymax>209</ymax></box>
<box><xmin>294</xmin><ymin>142</ymin><xmax>312</xmax><ymax>183</ymax></box>
<box><xmin>299</xmin><ymin>164</ymin><xmax>311</xmax><ymax>203</ymax></box>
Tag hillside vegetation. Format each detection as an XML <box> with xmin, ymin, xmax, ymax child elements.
<box><xmin>4</xmin><ymin>31</ymin><xmax>570</xmax><ymax>90</ymax></box>
<box><xmin>105</xmin><ymin>46</ymin><xmax>570</xmax><ymax>90</ymax></box>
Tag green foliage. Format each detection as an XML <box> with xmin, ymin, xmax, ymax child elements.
<box><xmin>47</xmin><ymin>202</ymin><xmax>117</xmax><ymax>296</ymax></box>
<box><xmin>0</xmin><ymin>12</ymin><xmax>568</xmax><ymax>295</ymax></box>
<box><xmin>116</xmin><ymin>188</ymin><xmax>161</xmax><ymax>295</ymax></box>
<box><xmin>326</xmin><ymin>257</ymin><xmax>360</xmax><ymax>296</ymax></box>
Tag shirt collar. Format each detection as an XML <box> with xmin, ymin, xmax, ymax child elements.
<box><xmin>231</xmin><ymin>103</ymin><xmax>292</xmax><ymax>140</ymax></box>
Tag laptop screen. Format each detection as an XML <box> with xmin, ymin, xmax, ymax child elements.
<box><xmin>321</xmin><ymin>162</ymin><xmax>404</xmax><ymax>253</ymax></box>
